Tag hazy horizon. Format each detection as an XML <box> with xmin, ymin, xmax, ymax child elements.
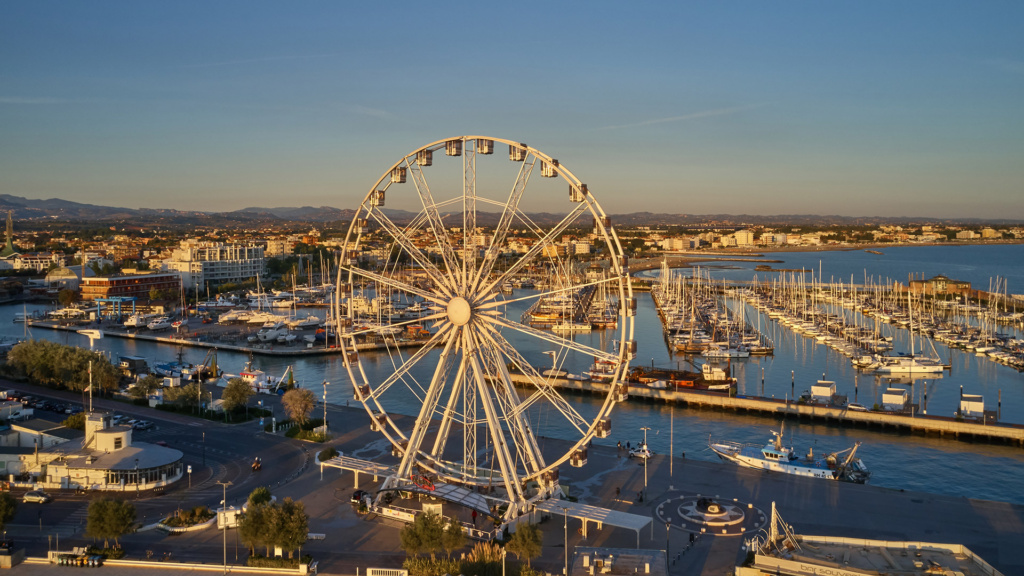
<box><xmin>2</xmin><ymin>2</ymin><xmax>1022</xmax><ymax>219</ymax></box>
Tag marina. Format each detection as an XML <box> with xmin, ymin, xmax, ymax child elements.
<box><xmin>2</xmin><ymin>244</ymin><xmax>1024</xmax><ymax>505</ymax></box>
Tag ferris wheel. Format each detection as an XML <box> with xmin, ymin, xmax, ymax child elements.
<box><xmin>337</xmin><ymin>136</ymin><xmax>635</xmax><ymax>523</ymax></box>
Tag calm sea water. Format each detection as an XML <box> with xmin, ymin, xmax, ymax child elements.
<box><xmin>2</xmin><ymin>244</ymin><xmax>1023</xmax><ymax>504</ymax></box>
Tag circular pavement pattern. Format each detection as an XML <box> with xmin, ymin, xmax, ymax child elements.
<box><xmin>655</xmin><ymin>493</ymin><xmax>767</xmax><ymax>537</ymax></box>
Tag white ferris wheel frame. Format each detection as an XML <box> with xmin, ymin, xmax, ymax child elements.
<box><xmin>335</xmin><ymin>135</ymin><xmax>636</xmax><ymax>519</ymax></box>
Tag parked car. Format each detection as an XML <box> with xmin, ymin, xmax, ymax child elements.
<box><xmin>350</xmin><ymin>490</ymin><xmax>368</xmax><ymax>505</ymax></box>
<box><xmin>133</xmin><ymin>421</ymin><xmax>153</xmax><ymax>431</ymax></box>
<box><xmin>23</xmin><ymin>490</ymin><xmax>52</xmax><ymax>503</ymax></box>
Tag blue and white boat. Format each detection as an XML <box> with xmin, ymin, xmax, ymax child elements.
<box><xmin>710</xmin><ymin>425</ymin><xmax>870</xmax><ymax>483</ymax></box>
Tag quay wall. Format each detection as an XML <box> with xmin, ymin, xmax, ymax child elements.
<box><xmin>508</xmin><ymin>374</ymin><xmax>1024</xmax><ymax>446</ymax></box>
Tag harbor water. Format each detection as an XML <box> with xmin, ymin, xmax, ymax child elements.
<box><xmin>2</xmin><ymin>244</ymin><xmax>1023</xmax><ymax>504</ymax></box>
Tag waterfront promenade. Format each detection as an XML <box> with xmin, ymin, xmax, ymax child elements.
<box><xmin>2</xmin><ymin>380</ymin><xmax>1022</xmax><ymax>575</ymax></box>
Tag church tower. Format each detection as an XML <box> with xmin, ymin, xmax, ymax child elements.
<box><xmin>0</xmin><ymin>211</ymin><xmax>15</xmax><ymax>257</ymax></box>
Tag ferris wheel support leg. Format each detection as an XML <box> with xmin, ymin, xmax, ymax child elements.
<box><xmin>393</xmin><ymin>328</ymin><xmax>461</xmax><ymax>482</ymax></box>
<box><xmin>466</xmin><ymin>331</ymin><xmax>527</xmax><ymax>514</ymax></box>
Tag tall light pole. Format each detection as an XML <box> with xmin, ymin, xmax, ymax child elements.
<box><xmin>217</xmin><ymin>480</ymin><xmax>232</xmax><ymax>574</ymax></box>
<box><xmin>560</xmin><ymin>505</ymin><xmax>569</xmax><ymax>576</ymax></box>
<box><xmin>134</xmin><ymin>458</ymin><xmax>139</xmax><ymax>497</ymax></box>
<box><xmin>640</xmin><ymin>426</ymin><xmax>651</xmax><ymax>499</ymax></box>
<box><xmin>322</xmin><ymin>380</ymin><xmax>328</xmax><ymax>433</ymax></box>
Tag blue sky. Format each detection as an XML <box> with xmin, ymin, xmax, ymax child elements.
<box><xmin>2</xmin><ymin>1</ymin><xmax>1023</xmax><ymax>219</ymax></box>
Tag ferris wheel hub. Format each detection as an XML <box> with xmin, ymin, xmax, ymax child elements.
<box><xmin>447</xmin><ymin>296</ymin><xmax>472</xmax><ymax>326</ymax></box>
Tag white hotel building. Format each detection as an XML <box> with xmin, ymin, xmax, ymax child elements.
<box><xmin>160</xmin><ymin>241</ymin><xmax>265</xmax><ymax>290</ymax></box>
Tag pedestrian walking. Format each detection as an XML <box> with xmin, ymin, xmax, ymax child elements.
<box><xmin>471</xmin><ymin>510</ymin><xmax>477</xmax><ymax>526</ymax></box>
<box><xmin>615</xmin><ymin>487</ymin><xmax>620</xmax><ymax>499</ymax></box>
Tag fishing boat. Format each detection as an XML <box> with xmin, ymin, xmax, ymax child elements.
<box><xmin>222</xmin><ymin>361</ymin><xmax>295</xmax><ymax>395</ymax></box>
<box><xmin>710</xmin><ymin>424</ymin><xmax>870</xmax><ymax>483</ymax></box>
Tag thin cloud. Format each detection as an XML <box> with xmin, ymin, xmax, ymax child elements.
<box><xmin>596</xmin><ymin>103</ymin><xmax>768</xmax><ymax>131</ymax></box>
<box><xmin>0</xmin><ymin>97</ymin><xmax>66</xmax><ymax>105</ymax></box>
<box><xmin>179</xmin><ymin>53</ymin><xmax>339</xmax><ymax>69</ymax></box>
<box><xmin>350</xmin><ymin>105</ymin><xmax>396</xmax><ymax>120</ymax></box>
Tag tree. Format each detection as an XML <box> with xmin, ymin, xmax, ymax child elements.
<box><xmin>440</xmin><ymin>518</ymin><xmax>466</xmax><ymax>557</ymax></box>
<box><xmin>0</xmin><ymin>493</ymin><xmax>16</xmax><ymax>533</ymax></box>
<box><xmin>238</xmin><ymin>502</ymin><xmax>270</xmax><ymax>556</ymax></box>
<box><xmin>238</xmin><ymin>495</ymin><xmax>309</xmax><ymax>559</ymax></box>
<box><xmin>222</xmin><ymin>378</ymin><xmax>254</xmax><ymax>413</ymax></box>
<box><xmin>85</xmin><ymin>498</ymin><xmax>136</xmax><ymax>548</ymax></box>
<box><xmin>128</xmin><ymin>374</ymin><xmax>163</xmax><ymax>400</ymax></box>
<box><xmin>247</xmin><ymin>486</ymin><xmax>272</xmax><ymax>507</ymax></box>
<box><xmin>163</xmin><ymin>382</ymin><xmax>209</xmax><ymax>411</ymax></box>
<box><xmin>276</xmin><ymin>497</ymin><xmax>309</xmax><ymax>559</ymax></box>
<box><xmin>57</xmin><ymin>288</ymin><xmax>80</xmax><ymax>307</ymax></box>
<box><xmin>506</xmin><ymin>523</ymin><xmax>542</xmax><ymax>567</ymax></box>
<box><xmin>6</xmin><ymin>341</ymin><xmax>120</xmax><ymax>394</ymax></box>
<box><xmin>281</xmin><ymin>388</ymin><xmax>316</xmax><ymax>425</ymax></box>
<box><xmin>62</xmin><ymin>413</ymin><xmax>86</xmax><ymax>430</ymax></box>
<box><xmin>400</xmin><ymin>512</ymin><xmax>446</xmax><ymax>558</ymax></box>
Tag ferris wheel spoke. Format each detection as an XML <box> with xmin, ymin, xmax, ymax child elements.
<box><xmin>428</xmin><ymin>351</ymin><xmax>469</xmax><ymax>461</ymax></box>
<box><xmin>465</xmin><ymin>329</ymin><xmax>526</xmax><ymax>503</ymax></box>
<box><xmin>475</xmin><ymin>274</ymin><xmax>623</xmax><ymax>313</ymax></box>
<box><xmin>365</xmin><ymin>324</ymin><xmax>452</xmax><ymax>402</ymax></box>
<box><xmin>343</xmin><ymin>311</ymin><xmax>446</xmax><ymax>339</ymax></box>
<box><xmin>486</xmin><ymin>315</ymin><xmax>619</xmax><ymax>363</ymax></box>
<box><xmin>346</xmin><ymin>267</ymin><xmax>448</xmax><ymax>308</ymax></box>
<box><xmin>394</xmin><ymin>326</ymin><xmax>462</xmax><ymax>480</ymax></box>
<box><xmin>365</xmin><ymin>207</ymin><xmax>455</xmax><ymax>297</ymax></box>
<box><xmin>477</xmin><ymin>202</ymin><xmax>590</xmax><ymax>297</ymax></box>
<box><xmin>469</xmin><ymin>155</ymin><xmax>537</xmax><ymax>293</ymax></box>
<box><xmin>473</xmin><ymin>326</ymin><xmax>549</xmax><ymax>473</ymax></box>
<box><xmin>407</xmin><ymin>162</ymin><xmax>462</xmax><ymax>287</ymax></box>
<box><xmin>475</xmin><ymin>323</ymin><xmax>592</xmax><ymax>436</ymax></box>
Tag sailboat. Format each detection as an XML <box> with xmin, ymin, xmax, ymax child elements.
<box><xmin>875</xmin><ymin>288</ymin><xmax>945</xmax><ymax>375</ymax></box>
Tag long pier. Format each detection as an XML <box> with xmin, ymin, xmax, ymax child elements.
<box><xmin>508</xmin><ymin>373</ymin><xmax>1024</xmax><ymax>447</ymax></box>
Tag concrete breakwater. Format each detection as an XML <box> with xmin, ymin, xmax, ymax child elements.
<box><xmin>508</xmin><ymin>373</ymin><xmax>1024</xmax><ymax>446</ymax></box>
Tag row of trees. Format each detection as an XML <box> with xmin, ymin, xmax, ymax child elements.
<box><xmin>238</xmin><ymin>487</ymin><xmax>309</xmax><ymax>559</ymax></box>
<box><xmin>6</xmin><ymin>340</ymin><xmax>120</xmax><ymax>393</ymax></box>
<box><xmin>399</xmin><ymin>512</ymin><xmax>542</xmax><ymax>576</ymax></box>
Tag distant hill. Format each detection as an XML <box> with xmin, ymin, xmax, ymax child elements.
<box><xmin>0</xmin><ymin>194</ymin><xmax>1020</xmax><ymax>228</ymax></box>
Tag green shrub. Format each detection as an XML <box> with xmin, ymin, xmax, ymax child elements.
<box><xmin>246</xmin><ymin>554</ymin><xmax>312</xmax><ymax>568</ymax></box>
<box><xmin>162</xmin><ymin>505</ymin><xmax>214</xmax><ymax>528</ymax></box>
<box><xmin>403</xmin><ymin>556</ymin><xmax>461</xmax><ymax>576</ymax></box>
<box><xmin>85</xmin><ymin>546</ymin><xmax>126</xmax><ymax>560</ymax></box>
<box><xmin>319</xmin><ymin>446</ymin><xmax>339</xmax><ymax>461</ymax></box>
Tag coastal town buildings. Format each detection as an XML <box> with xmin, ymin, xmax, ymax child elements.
<box><xmin>1</xmin><ymin>412</ymin><xmax>183</xmax><ymax>492</ymax></box>
<box><xmin>80</xmin><ymin>271</ymin><xmax>182</xmax><ymax>301</ymax></box>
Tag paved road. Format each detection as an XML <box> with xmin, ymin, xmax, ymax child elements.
<box><xmin>3</xmin><ymin>380</ymin><xmax>1023</xmax><ymax>576</ymax></box>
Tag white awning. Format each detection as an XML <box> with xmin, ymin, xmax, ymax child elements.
<box><xmin>534</xmin><ymin>498</ymin><xmax>652</xmax><ymax>533</ymax></box>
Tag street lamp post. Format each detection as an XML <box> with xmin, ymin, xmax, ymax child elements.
<box><xmin>640</xmin><ymin>426</ymin><xmax>650</xmax><ymax>499</ymax></box>
<box><xmin>203</xmin><ymin>431</ymin><xmax>206</xmax><ymax>466</ymax></box>
<box><xmin>322</xmin><ymin>380</ymin><xmax>328</xmax><ymax>433</ymax></box>
<box><xmin>665</xmin><ymin>521</ymin><xmax>671</xmax><ymax>573</ymax></box>
<box><xmin>134</xmin><ymin>458</ymin><xmax>139</xmax><ymax>497</ymax></box>
<box><xmin>560</xmin><ymin>505</ymin><xmax>569</xmax><ymax>576</ymax></box>
<box><xmin>217</xmin><ymin>481</ymin><xmax>232</xmax><ymax>574</ymax></box>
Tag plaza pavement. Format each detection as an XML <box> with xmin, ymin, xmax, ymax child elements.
<box><xmin>3</xmin><ymin>385</ymin><xmax>1022</xmax><ymax>575</ymax></box>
